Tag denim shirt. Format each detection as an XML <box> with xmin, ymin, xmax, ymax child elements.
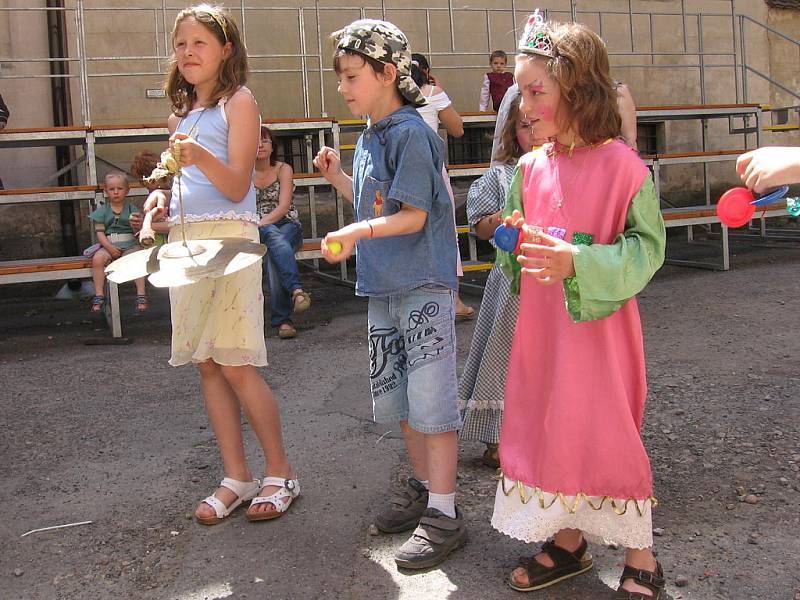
<box><xmin>352</xmin><ymin>106</ymin><xmax>458</xmax><ymax>296</ymax></box>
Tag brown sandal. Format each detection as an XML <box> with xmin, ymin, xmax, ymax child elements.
<box><xmin>278</xmin><ymin>323</ymin><xmax>297</xmax><ymax>339</ymax></box>
<box><xmin>292</xmin><ymin>289</ymin><xmax>311</xmax><ymax>314</ymax></box>
<box><xmin>509</xmin><ymin>538</ymin><xmax>593</xmax><ymax>592</ymax></box>
<box><xmin>612</xmin><ymin>562</ymin><xmax>665</xmax><ymax>599</ymax></box>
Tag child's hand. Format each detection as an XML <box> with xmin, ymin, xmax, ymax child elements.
<box><xmin>736</xmin><ymin>147</ymin><xmax>800</xmax><ymax>194</ymax></box>
<box><xmin>517</xmin><ymin>229</ymin><xmax>576</xmax><ymax>285</ymax></box>
<box><xmin>503</xmin><ymin>209</ymin><xmax>526</xmax><ymax>230</ymax></box>
<box><xmin>313</xmin><ymin>147</ymin><xmax>342</xmax><ymax>179</ymax></box>
<box><xmin>108</xmin><ymin>245</ymin><xmax>123</xmax><ymax>259</ymax></box>
<box><xmin>321</xmin><ymin>223</ymin><xmax>364</xmax><ymax>263</ymax></box>
<box><xmin>321</xmin><ymin>234</ymin><xmax>354</xmax><ymax>263</ymax></box>
<box><xmin>129</xmin><ymin>212</ymin><xmax>143</xmax><ymax>232</ymax></box>
<box><xmin>169</xmin><ymin>132</ymin><xmax>207</xmax><ymax>168</ymax></box>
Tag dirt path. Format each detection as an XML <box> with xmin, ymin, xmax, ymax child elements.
<box><xmin>1</xmin><ymin>240</ymin><xmax>799</xmax><ymax>600</ymax></box>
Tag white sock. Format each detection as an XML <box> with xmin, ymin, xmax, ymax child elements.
<box><xmin>427</xmin><ymin>491</ymin><xmax>456</xmax><ymax>518</ymax></box>
<box><xmin>417</xmin><ymin>479</ymin><xmax>430</xmax><ymax>490</ymax></box>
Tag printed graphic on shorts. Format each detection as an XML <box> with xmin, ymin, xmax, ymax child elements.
<box><xmin>373</xmin><ymin>190</ymin><xmax>384</xmax><ymax>217</ymax></box>
<box><xmin>408</xmin><ymin>301</ymin><xmax>439</xmax><ymax>330</ymax></box>
<box><xmin>369</xmin><ymin>326</ymin><xmax>406</xmax><ymax>382</ymax></box>
<box><xmin>406</xmin><ymin>300</ymin><xmax>449</xmax><ymax>368</ymax></box>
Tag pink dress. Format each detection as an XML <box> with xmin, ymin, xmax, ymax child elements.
<box><xmin>491</xmin><ymin>140</ymin><xmax>662</xmax><ymax>549</ymax></box>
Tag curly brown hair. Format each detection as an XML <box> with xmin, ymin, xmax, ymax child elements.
<box><xmin>494</xmin><ymin>96</ymin><xmax>526</xmax><ymax>164</ymax></box>
<box><xmin>130</xmin><ymin>150</ymin><xmax>160</xmax><ymax>180</ymax></box>
<box><xmin>521</xmin><ymin>21</ymin><xmax>620</xmax><ymax>144</ymax></box>
<box><xmin>164</xmin><ymin>5</ymin><xmax>248</xmax><ymax>117</ymax></box>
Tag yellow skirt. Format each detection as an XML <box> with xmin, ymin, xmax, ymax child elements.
<box><xmin>168</xmin><ymin>220</ymin><xmax>267</xmax><ymax>367</ymax></box>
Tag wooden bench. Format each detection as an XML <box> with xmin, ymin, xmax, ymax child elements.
<box><xmin>0</xmin><ymin>185</ymin><xmax>123</xmax><ymax>336</ymax></box>
<box><xmin>0</xmin><ymin>236</ymin><xmax>326</xmax><ymax>338</ymax></box>
<box><xmin>0</xmin><ymin>256</ymin><xmax>122</xmax><ymax>337</ymax></box>
<box><xmin>662</xmin><ymin>200</ymin><xmax>790</xmax><ymax>270</ymax></box>
<box><xmin>295</xmin><ymin>238</ymin><xmax>323</xmax><ymax>260</ymax></box>
<box><xmin>448</xmin><ymin>162</ymin><xmax>490</xmax><ymax>179</ymax></box>
<box><xmin>0</xmin><ymin>184</ymin><xmax>98</xmax><ymax>205</ymax></box>
<box><xmin>647</xmin><ymin>148</ymin><xmax>748</xmax><ymax>206</ymax></box>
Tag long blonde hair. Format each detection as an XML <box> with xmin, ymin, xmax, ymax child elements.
<box><xmin>164</xmin><ymin>4</ymin><xmax>248</xmax><ymax>117</ymax></box>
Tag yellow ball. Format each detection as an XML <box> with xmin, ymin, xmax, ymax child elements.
<box><xmin>328</xmin><ymin>240</ymin><xmax>343</xmax><ymax>255</ymax></box>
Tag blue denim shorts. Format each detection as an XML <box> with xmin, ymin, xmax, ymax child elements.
<box><xmin>367</xmin><ymin>284</ymin><xmax>461</xmax><ymax>433</ymax></box>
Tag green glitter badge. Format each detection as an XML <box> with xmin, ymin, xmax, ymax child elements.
<box><xmin>572</xmin><ymin>231</ymin><xmax>594</xmax><ymax>246</ymax></box>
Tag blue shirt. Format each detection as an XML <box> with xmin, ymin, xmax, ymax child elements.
<box><xmin>352</xmin><ymin>106</ymin><xmax>458</xmax><ymax>296</ymax></box>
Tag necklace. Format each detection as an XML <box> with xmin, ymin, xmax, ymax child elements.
<box><xmin>552</xmin><ymin>149</ymin><xmax>590</xmax><ymax>210</ymax></box>
<box><xmin>550</xmin><ymin>138</ymin><xmax>613</xmax><ymax>209</ymax></box>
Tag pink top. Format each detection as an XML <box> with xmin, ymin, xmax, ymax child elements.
<box><xmin>500</xmin><ymin>139</ymin><xmax>655</xmax><ymax>501</ymax></box>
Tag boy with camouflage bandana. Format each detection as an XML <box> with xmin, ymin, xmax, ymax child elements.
<box><xmin>314</xmin><ymin>19</ymin><xmax>466</xmax><ymax>569</ymax></box>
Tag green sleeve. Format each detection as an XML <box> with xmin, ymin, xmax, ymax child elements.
<box><xmin>90</xmin><ymin>203</ymin><xmax>107</xmax><ymax>224</ymax></box>
<box><xmin>563</xmin><ymin>175</ymin><xmax>666</xmax><ymax>322</ymax></box>
<box><xmin>495</xmin><ymin>165</ymin><xmax>524</xmax><ymax>294</ymax></box>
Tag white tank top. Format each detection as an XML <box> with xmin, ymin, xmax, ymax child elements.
<box><xmin>169</xmin><ymin>91</ymin><xmax>258</xmax><ymax>225</ymax></box>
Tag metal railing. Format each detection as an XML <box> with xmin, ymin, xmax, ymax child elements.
<box><xmin>738</xmin><ymin>13</ymin><xmax>800</xmax><ymax>105</ymax></box>
<box><xmin>1</xmin><ymin>1</ymin><xmax>797</xmax><ymax>150</ymax></box>
<box><xmin>4</xmin><ymin>0</ymin><xmax>796</xmax><ymax>125</ymax></box>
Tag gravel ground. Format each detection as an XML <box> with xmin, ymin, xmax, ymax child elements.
<box><xmin>1</xmin><ymin>233</ymin><xmax>799</xmax><ymax>600</ymax></box>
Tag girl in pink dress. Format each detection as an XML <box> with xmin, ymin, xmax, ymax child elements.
<box><xmin>492</xmin><ymin>12</ymin><xmax>667</xmax><ymax>599</ymax></box>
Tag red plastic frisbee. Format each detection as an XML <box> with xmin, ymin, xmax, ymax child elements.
<box><xmin>717</xmin><ymin>187</ymin><xmax>755</xmax><ymax>228</ymax></box>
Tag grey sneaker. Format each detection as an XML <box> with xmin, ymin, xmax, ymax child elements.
<box><xmin>394</xmin><ymin>507</ymin><xmax>467</xmax><ymax>569</ymax></box>
<box><xmin>374</xmin><ymin>477</ymin><xmax>429</xmax><ymax>533</ymax></box>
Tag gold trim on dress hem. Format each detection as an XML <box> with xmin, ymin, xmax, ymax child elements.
<box><xmin>499</xmin><ymin>473</ymin><xmax>658</xmax><ymax>517</ymax></box>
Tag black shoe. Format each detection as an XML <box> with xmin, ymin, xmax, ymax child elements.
<box><xmin>394</xmin><ymin>507</ymin><xmax>467</xmax><ymax>569</ymax></box>
<box><xmin>374</xmin><ymin>477</ymin><xmax>429</xmax><ymax>533</ymax></box>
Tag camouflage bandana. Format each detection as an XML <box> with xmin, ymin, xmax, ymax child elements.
<box><xmin>333</xmin><ymin>19</ymin><xmax>427</xmax><ymax>107</ymax></box>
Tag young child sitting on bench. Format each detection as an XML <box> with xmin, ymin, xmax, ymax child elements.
<box><xmin>88</xmin><ymin>172</ymin><xmax>148</xmax><ymax>314</ymax></box>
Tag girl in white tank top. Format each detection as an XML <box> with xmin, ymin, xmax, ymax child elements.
<box><xmin>163</xmin><ymin>4</ymin><xmax>299</xmax><ymax>527</ymax></box>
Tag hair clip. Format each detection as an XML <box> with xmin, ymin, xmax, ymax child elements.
<box><xmin>518</xmin><ymin>9</ymin><xmax>554</xmax><ymax>57</ymax></box>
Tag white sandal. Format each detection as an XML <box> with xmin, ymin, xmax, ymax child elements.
<box><xmin>196</xmin><ymin>477</ymin><xmax>260</xmax><ymax>526</ymax></box>
<box><xmin>247</xmin><ymin>476</ymin><xmax>300</xmax><ymax>522</ymax></box>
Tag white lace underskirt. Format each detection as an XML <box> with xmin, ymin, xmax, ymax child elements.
<box><xmin>167</xmin><ymin>211</ymin><xmax>261</xmax><ymax>226</ymax></box>
<box><xmin>491</xmin><ymin>476</ymin><xmax>655</xmax><ymax>550</ymax></box>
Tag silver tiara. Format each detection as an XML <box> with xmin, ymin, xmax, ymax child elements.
<box><xmin>518</xmin><ymin>9</ymin><xmax>554</xmax><ymax>57</ymax></box>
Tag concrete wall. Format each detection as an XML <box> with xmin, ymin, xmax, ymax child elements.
<box><xmin>0</xmin><ymin>1</ymin><xmax>65</xmax><ymax>258</ymax></box>
<box><xmin>1</xmin><ymin>0</ymin><xmax>799</xmax><ymax>259</ymax></box>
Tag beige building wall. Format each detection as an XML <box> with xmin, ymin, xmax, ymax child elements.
<box><xmin>1</xmin><ymin>0</ymin><xmax>798</xmax><ymax>258</ymax></box>
<box><xmin>0</xmin><ymin>1</ymin><xmax>63</xmax><ymax>257</ymax></box>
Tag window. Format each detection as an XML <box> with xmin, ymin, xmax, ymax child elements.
<box><xmin>448</xmin><ymin>125</ymin><xmax>494</xmax><ymax>165</ymax></box>
<box><xmin>637</xmin><ymin>121</ymin><xmax>665</xmax><ymax>156</ymax></box>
